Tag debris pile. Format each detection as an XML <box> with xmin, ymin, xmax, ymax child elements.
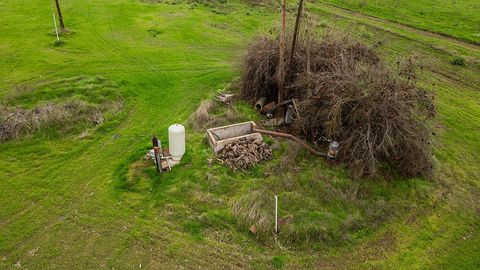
<box><xmin>217</xmin><ymin>137</ymin><xmax>272</xmax><ymax>170</ymax></box>
<box><xmin>240</xmin><ymin>32</ymin><xmax>435</xmax><ymax>178</ymax></box>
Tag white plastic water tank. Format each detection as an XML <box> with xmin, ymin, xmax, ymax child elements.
<box><xmin>168</xmin><ymin>124</ymin><xmax>185</xmax><ymax>161</ymax></box>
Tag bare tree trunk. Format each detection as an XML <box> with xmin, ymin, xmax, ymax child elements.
<box><xmin>54</xmin><ymin>0</ymin><xmax>65</xmax><ymax>30</ymax></box>
<box><xmin>289</xmin><ymin>0</ymin><xmax>304</xmax><ymax>75</ymax></box>
<box><xmin>277</xmin><ymin>0</ymin><xmax>287</xmax><ymax>105</ymax></box>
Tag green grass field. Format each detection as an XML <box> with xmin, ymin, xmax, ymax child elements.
<box><xmin>1</xmin><ymin>0</ymin><xmax>479</xmax><ymax>269</ymax></box>
<box><xmin>319</xmin><ymin>0</ymin><xmax>480</xmax><ymax>44</ymax></box>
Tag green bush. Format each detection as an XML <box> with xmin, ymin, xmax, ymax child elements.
<box><xmin>451</xmin><ymin>56</ymin><xmax>466</xmax><ymax>66</ymax></box>
<box><xmin>272</xmin><ymin>256</ymin><xmax>285</xmax><ymax>269</ymax></box>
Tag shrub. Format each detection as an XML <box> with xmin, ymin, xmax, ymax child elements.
<box><xmin>451</xmin><ymin>56</ymin><xmax>466</xmax><ymax>66</ymax></box>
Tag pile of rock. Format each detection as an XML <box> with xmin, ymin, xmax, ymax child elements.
<box><xmin>217</xmin><ymin>137</ymin><xmax>272</xmax><ymax>170</ymax></box>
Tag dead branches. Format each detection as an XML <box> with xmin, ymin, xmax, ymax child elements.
<box><xmin>292</xmin><ymin>58</ymin><xmax>435</xmax><ymax>177</ymax></box>
<box><xmin>240</xmin><ymin>37</ymin><xmax>279</xmax><ymax>103</ymax></box>
<box><xmin>240</xmin><ymin>32</ymin><xmax>435</xmax><ymax>178</ymax></box>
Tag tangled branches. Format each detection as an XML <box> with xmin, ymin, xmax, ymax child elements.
<box><xmin>240</xmin><ymin>32</ymin><xmax>435</xmax><ymax>178</ymax></box>
<box><xmin>241</xmin><ymin>37</ymin><xmax>280</xmax><ymax>103</ymax></box>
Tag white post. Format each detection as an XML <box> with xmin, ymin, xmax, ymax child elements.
<box><xmin>52</xmin><ymin>12</ymin><xmax>60</xmax><ymax>41</ymax></box>
<box><xmin>274</xmin><ymin>195</ymin><xmax>278</xmax><ymax>234</ymax></box>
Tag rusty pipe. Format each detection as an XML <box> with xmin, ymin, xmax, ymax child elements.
<box><xmin>254</xmin><ymin>97</ymin><xmax>267</xmax><ymax>111</ymax></box>
<box><xmin>252</xmin><ymin>128</ymin><xmax>326</xmax><ymax>157</ymax></box>
<box><xmin>261</xmin><ymin>101</ymin><xmax>276</xmax><ymax>114</ymax></box>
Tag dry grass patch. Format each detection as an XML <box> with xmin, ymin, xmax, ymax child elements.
<box><xmin>189</xmin><ymin>99</ymin><xmax>239</xmax><ymax>131</ymax></box>
<box><xmin>0</xmin><ymin>100</ymin><xmax>115</xmax><ymax>141</ymax></box>
<box><xmin>0</xmin><ymin>76</ymin><xmax>125</xmax><ymax>141</ymax></box>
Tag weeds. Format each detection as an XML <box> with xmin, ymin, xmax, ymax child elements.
<box><xmin>451</xmin><ymin>56</ymin><xmax>466</xmax><ymax>66</ymax></box>
<box><xmin>272</xmin><ymin>256</ymin><xmax>285</xmax><ymax>269</ymax></box>
<box><xmin>231</xmin><ymin>189</ymin><xmax>275</xmax><ymax>235</ymax></box>
<box><xmin>230</xmin><ymin>142</ymin><xmax>426</xmax><ymax>246</ymax></box>
<box><xmin>0</xmin><ymin>99</ymin><xmax>121</xmax><ymax>141</ymax></box>
<box><xmin>188</xmin><ymin>99</ymin><xmax>239</xmax><ymax>131</ymax></box>
<box><xmin>265</xmin><ymin>141</ymin><xmax>301</xmax><ymax>175</ymax></box>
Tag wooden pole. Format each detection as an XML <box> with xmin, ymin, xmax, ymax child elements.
<box><xmin>54</xmin><ymin>0</ymin><xmax>65</xmax><ymax>30</ymax></box>
<box><xmin>277</xmin><ymin>0</ymin><xmax>287</xmax><ymax>105</ymax></box>
<box><xmin>289</xmin><ymin>0</ymin><xmax>304</xmax><ymax>74</ymax></box>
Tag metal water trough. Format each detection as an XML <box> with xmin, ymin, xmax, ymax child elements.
<box><xmin>206</xmin><ymin>121</ymin><xmax>262</xmax><ymax>153</ymax></box>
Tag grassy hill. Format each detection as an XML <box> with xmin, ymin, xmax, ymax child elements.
<box><xmin>0</xmin><ymin>0</ymin><xmax>479</xmax><ymax>269</ymax></box>
<box><xmin>319</xmin><ymin>0</ymin><xmax>480</xmax><ymax>44</ymax></box>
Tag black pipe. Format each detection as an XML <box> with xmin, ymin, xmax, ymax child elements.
<box><xmin>152</xmin><ymin>137</ymin><xmax>162</xmax><ymax>173</ymax></box>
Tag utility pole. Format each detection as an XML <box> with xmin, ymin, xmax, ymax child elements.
<box><xmin>277</xmin><ymin>0</ymin><xmax>287</xmax><ymax>105</ymax></box>
<box><xmin>289</xmin><ymin>0</ymin><xmax>304</xmax><ymax>77</ymax></box>
<box><xmin>54</xmin><ymin>0</ymin><xmax>65</xmax><ymax>30</ymax></box>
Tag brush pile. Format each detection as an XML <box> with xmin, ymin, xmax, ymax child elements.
<box><xmin>217</xmin><ymin>137</ymin><xmax>272</xmax><ymax>170</ymax></box>
<box><xmin>240</xmin><ymin>32</ymin><xmax>435</xmax><ymax>178</ymax></box>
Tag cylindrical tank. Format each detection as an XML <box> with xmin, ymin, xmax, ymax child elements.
<box><xmin>168</xmin><ymin>124</ymin><xmax>185</xmax><ymax>161</ymax></box>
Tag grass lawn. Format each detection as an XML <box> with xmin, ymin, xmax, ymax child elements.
<box><xmin>319</xmin><ymin>0</ymin><xmax>480</xmax><ymax>44</ymax></box>
<box><xmin>0</xmin><ymin>0</ymin><xmax>479</xmax><ymax>269</ymax></box>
